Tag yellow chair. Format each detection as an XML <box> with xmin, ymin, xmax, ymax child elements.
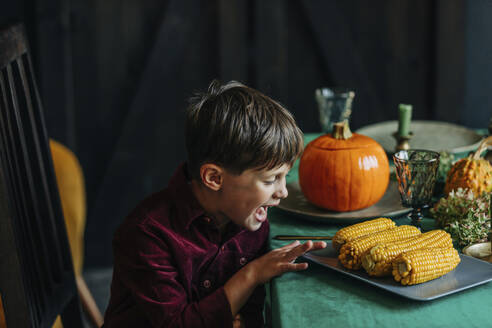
<box><xmin>50</xmin><ymin>140</ymin><xmax>104</xmax><ymax>328</ymax></box>
<box><xmin>49</xmin><ymin>139</ymin><xmax>86</xmax><ymax>277</ymax></box>
<box><xmin>0</xmin><ymin>23</ymin><xmax>96</xmax><ymax>328</ymax></box>
<box><xmin>0</xmin><ymin>140</ymin><xmax>103</xmax><ymax>328</ymax></box>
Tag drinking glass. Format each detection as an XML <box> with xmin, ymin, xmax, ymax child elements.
<box><xmin>315</xmin><ymin>87</ymin><xmax>354</xmax><ymax>133</ymax></box>
<box><xmin>393</xmin><ymin>149</ymin><xmax>440</xmax><ymax>229</ymax></box>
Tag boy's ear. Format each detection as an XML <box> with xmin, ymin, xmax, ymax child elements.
<box><xmin>199</xmin><ymin>163</ymin><xmax>223</xmax><ymax>191</ymax></box>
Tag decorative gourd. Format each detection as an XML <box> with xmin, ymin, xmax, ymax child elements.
<box><xmin>299</xmin><ymin>121</ymin><xmax>390</xmax><ymax>212</ymax></box>
<box><xmin>444</xmin><ymin>136</ymin><xmax>492</xmax><ymax>196</ymax></box>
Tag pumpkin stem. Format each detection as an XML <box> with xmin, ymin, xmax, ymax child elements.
<box><xmin>332</xmin><ymin>121</ymin><xmax>353</xmax><ymax>140</ymax></box>
<box><xmin>472</xmin><ymin>136</ymin><xmax>492</xmax><ymax>160</ymax></box>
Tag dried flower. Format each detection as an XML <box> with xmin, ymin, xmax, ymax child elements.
<box><xmin>430</xmin><ymin>188</ymin><xmax>491</xmax><ymax>247</ymax></box>
<box><xmin>437</xmin><ymin>151</ymin><xmax>455</xmax><ymax>182</ymax></box>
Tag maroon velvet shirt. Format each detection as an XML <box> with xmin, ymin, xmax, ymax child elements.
<box><xmin>103</xmin><ymin>163</ymin><xmax>269</xmax><ymax>328</ymax></box>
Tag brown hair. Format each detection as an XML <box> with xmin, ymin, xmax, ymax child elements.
<box><xmin>185</xmin><ymin>80</ymin><xmax>304</xmax><ymax>179</ymax></box>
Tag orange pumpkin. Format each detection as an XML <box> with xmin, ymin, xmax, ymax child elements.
<box><xmin>444</xmin><ymin>136</ymin><xmax>492</xmax><ymax>196</ymax></box>
<box><xmin>299</xmin><ymin>121</ymin><xmax>390</xmax><ymax>212</ymax></box>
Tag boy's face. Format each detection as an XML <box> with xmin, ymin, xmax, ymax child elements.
<box><xmin>217</xmin><ymin>163</ymin><xmax>290</xmax><ymax>231</ymax></box>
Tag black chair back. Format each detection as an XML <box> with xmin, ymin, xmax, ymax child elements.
<box><xmin>0</xmin><ymin>23</ymin><xmax>83</xmax><ymax>328</ymax></box>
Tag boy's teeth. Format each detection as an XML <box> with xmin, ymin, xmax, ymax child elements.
<box><xmin>255</xmin><ymin>206</ymin><xmax>268</xmax><ymax>222</ymax></box>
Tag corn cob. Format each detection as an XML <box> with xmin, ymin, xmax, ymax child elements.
<box><xmin>361</xmin><ymin>229</ymin><xmax>453</xmax><ymax>277</ymax></box>
<box><xmin>332</xmin><ymin>218</ymin><xmax>395</xmax><ymax>252</ymax></box>
<box><xmin>338</xmin><ymin>225</ymin><xmax>421</xmax><ymax>270</ymax></box>
<box><xmin>392</xmin><ymin>248</ymin><xmax>460</xmax><ymax>285</ymax></box>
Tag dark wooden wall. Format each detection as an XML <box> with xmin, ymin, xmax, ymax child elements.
<box><xmin>2</xmin><ymin>0</ymin><xmax>491</xmax><ymax>267</ymax></box>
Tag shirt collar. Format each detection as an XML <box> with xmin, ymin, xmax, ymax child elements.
<box><xmin>168</xmin><ymin>162</ymin><xmax>206</xmax><ymax>229</ymax></box>
<box><xmin>168</xmin><ymin>163</ymin><xmax>248</xmax><ymax>238</ymax></box>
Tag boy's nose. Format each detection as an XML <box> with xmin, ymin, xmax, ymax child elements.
<box><xmin>273</xmin><ymin>182</ymin><xmax>288</xmax><ymax>199</ymax></box>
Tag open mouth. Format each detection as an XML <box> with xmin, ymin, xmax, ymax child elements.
<box><xmin>254</xmin><ymin>204</ymin><xmax>279</xmax><ymax>222</ymax></box>
<box><xmin>254</xmin><ymin>206</ymin><xmax>268</xmax><ymax>222</ymax></box>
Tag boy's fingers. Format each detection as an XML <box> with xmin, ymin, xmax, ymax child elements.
<box><xmin>296</xmin><ymin>240</ymin><xmax>313</xmax><ymax>255</ymax></box>
<box><xmin>283</xmin><ymin>262</ymin><xmax>309</xmax><ymax>272</ymax></box>
<box><xmin>299</xmin><ymin>240</ymin><xmax>326</xmax><ymax>254</ymax></box>
<box><xmin>311</xmin><ymin>241</ymin><xmax>327</xmax><ymax>250</ymax></box>
<box><xmin>281</xmin><ymin>240</ymin><xmax>301</xmax><ymax>249</ymax></box>
<box><xmin>286</xmin><ymin>240</ymin><xmax>312</xmax><ymax>260</ymax></box>
<box><xmin>286</xmin><ymin>240</ymin><xmax>327</xmax><ymax>262</ymax></box>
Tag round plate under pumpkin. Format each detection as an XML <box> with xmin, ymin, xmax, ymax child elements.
<box><xmin>355</xmin><ymin>120</ymin><xmax>484</xmax><ymax>155</ymax></box>
<box><xmin>277</xmin><ymin>179</ymin><xmax>411</xmax><ymax>223</ymax></box>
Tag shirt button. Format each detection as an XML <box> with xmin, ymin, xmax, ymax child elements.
<box><xmin>239</xmin><ymin>257</ymin><xmax>247</xmax><ymax>266</ymax></box>
<box><xmin>204</xmin><ymin>217</ymin><xmax>211</xmax><ymax>223</ymax></box>
<box><xmin>203</xmin><ymin>280</ymin><xmax>211</xmax><ymax>289</ymax></box>
<box><xmin>221</xmin><ymin>246</ymin><xmax>225</xmax><ymax>251</ymax></box>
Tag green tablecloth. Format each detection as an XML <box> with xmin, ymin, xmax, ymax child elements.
<box><xmin>266</xmin><ymin>132</ymin><xmax>492</xmax><ymax>328</ymax></box>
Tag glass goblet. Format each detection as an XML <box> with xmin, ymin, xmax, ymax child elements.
<box><xmin>393</xmin><ymin>149</ymin><xmax>440</xmax><ymax>229</ymax></box>
<box><xmin>314</xmin><ymin>87</ymin><xmax>354</xmax><ymax>133</ymax></box>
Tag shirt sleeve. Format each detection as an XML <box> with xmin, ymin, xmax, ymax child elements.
<box><xmin>113</xmin><ymin>223</ymin><xmax>234</xmax><ymax>328</ymax></box>
<box><xmin>240</xmin><ymin>223</ymin><xmax>269</xmax><ymax>328</ymax></box>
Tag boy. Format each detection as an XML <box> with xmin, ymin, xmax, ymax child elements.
<box><xmin>103</xmin><ymin>81</ymin><xmax>326</xmax><ymax>327</ymax></box>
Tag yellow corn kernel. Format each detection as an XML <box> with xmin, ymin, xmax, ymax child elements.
<box><xmin>338</xmin><ymin>225</ymin><xmax>421</xmax><ymax>270</ymax></box>
<box><xmin>332</xmin><ymin>218</ymin><xmax>395</xmax><ymax>252</ymax></box>
<box><xmin>362</xmin><ymin>229</ymin><xmax>453</xmax><ymax>277</ymax></box>
<box><xmin>392</xmin><ymin>247</ymin><xmax>460</xmax><ymax>285</ymax></box>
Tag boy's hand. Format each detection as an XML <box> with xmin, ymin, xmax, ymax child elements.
<box><xmin>248</xmin><ymin>240</ymin><xmax>326</xmax><ymax>285</ymax></box>
<box><xmin>224</xmin><ymin>240</ymin><xmax>326</xmax><ymax>317</ymax></box>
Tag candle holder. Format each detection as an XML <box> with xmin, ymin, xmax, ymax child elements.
<box><xmin>392</xmin><ymin>131</ymin><xmax>413</xmax><ymax>152</ymax></box>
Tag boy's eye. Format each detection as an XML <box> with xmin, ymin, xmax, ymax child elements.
<box><xmin>264</xmin><ymin>175</ymin><xmax>279</xmax><ymax>185</ymax></box>
<box><xmin>264</xmin><ymin>170</ymin><xmax>290</xmax><ymax>185</ymax></box>
<box><xmin>264</xmin><ymin>173</ymin><xmax>286</xmax><ymax>185</ymax></box>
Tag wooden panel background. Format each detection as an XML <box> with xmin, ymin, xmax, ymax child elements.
<box><xmin>2</xmin><ymin>0</ymin><xmax>490</xmax><ymax>267</ymax></box>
